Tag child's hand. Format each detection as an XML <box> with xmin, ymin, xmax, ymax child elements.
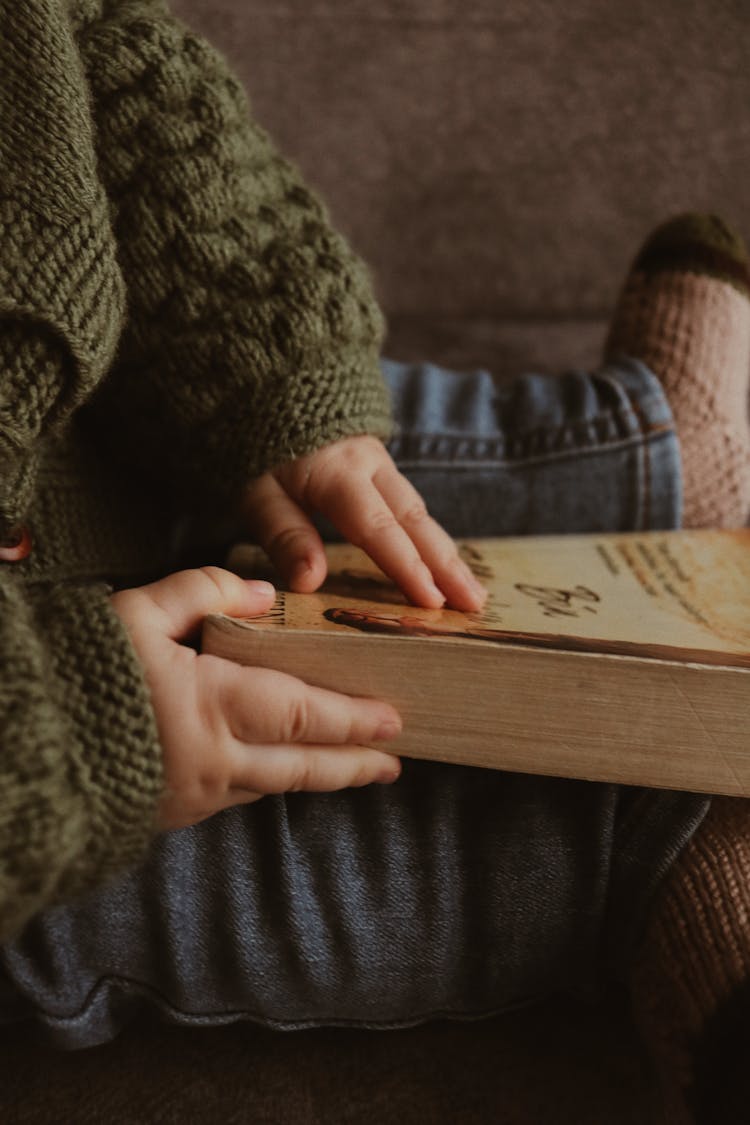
<box><xmin>111</xmin><ymin>567</ymin><xmax>403</xmax><ymax>831</ymax></box>
<box><xmin>241</xmin><ymin>435</ymin><xmax>487</xmax><ymax>611</ymax></box>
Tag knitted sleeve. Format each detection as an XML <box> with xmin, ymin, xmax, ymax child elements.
<box><xmin>0</xmin><ymin>576</ymin><xmax>163</xmax><ymax>940</ymax></box>
<box><xmin>80</xmin><ymin>1</ymin><xmax>392</xmax><ymax>512</ymax></box>
<box><xmin>0</xmin><ymin>0</ymin><xmax>126</xmax><ymax>530</ymax></box>
<box><xmin>0</xmin><ymin>3</ymin><xmax>164</xmax><ymax>938</ymax></box>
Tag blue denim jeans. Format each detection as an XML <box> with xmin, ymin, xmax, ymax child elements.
<box><xmin>0</xmin><ymin>356</ymin><xmax>708</xmax><ymax>1047</ymax></box>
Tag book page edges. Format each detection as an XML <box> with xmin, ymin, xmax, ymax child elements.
<box><xmin>203</xmin><ymin>614</ymin><xmax>750</xmax><ymax>670</ymax></box>
<box><xmin>201</xmin><ymin>616</ymin><xmax>750</xmax><ymax>797</ymax></box>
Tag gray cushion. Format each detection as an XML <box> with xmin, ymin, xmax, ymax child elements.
<box><xmin>173</xmin><ymin>0</ymin><xmax>750</xmax><ymax>372</ymax></box>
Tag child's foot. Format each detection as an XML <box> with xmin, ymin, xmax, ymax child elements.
<box><xmin>604</xmin><ymin>213</ymin><xmax>750</xmax><ymax>527</ymax></box>
<box><xmin>630</xmin><ymin>798</ymin><xmax>750</xmax><ymax>1124</ymax></box>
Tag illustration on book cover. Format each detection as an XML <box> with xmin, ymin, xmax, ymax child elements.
<box><xmin>226</xmin><ymin>529</ymin><xmax>750</xmax><ymax>667</ymax></box>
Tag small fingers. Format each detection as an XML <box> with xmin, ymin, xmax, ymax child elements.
<box><xmin>242</xmin><ymin>472</ymin><xmax>327</xmax><ymax>591</ymax></box>
<box><xmin>295</xmin><ymin>437</ymin><xmax>486</xmax><ymax>610</ymax></box>
<box><xmin>229</xmin><ymin>743</ymin><xmax>402</xmax><ymax>797</ymax></box>
<box><xmin>156</xmin><ymin>729</ymin><xmax>401</xmax><ymax>830</ymax></box>
<box><xmin>111</xmin><ymin>566</ymin><xmax>276</xmax><ymax>646</ymax></box>
<box><xmin>217</xmin><ymin>662</ymin><xmax>402</xmax><ymax>747</ymax></box>
<box><xmin>241</xmin><ymin>436</ymin><xmax>486</xmax><ymax>612</ymax></box>
<box><xmin>313</xmin><ymin>470</ymin><xmax>486</xmax><ymax>611</ymax></box>
<box><xmin>213</xmin><ymin>660</ymin><xmax>403</xmax><ymax>796</ymax></box>
<box><xmin>308</xmin><ymin>472</ymin><xmax>445</xmax><ymax>607</ymax></box>
<box><xmin>373</xmin><ymin>464</ymin><xmax>487</xmax><ymax>611</ymax></box>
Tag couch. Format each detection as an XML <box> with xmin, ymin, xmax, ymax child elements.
<box><xmin>2</xmin><ymin>1</ymin><xmax>748</xmax><ymax>1121</ymax></box>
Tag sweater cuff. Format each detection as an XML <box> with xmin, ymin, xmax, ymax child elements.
<box><xmin>39</xmin><ymin>583</ymin><xmax>164</xmax><ymax>897</ymax></box>
<box><xmin>0</xmin><ymin>193</ymin><xmax>126</xmax><ymax>534</ymax></box>
<box><xmin>211</xmin><ymin>358</ymin><xmax>394</xmax><ymax>510</ymax></box>
<box><xmin>0</xmin><ymin>192</ymin><xmax>126</xmax><ymax>429</ymax></box>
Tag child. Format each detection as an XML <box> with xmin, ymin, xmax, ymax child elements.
<box><xmin>1</xmin><ymin>3</ymin><xmax>749</xmax><ymax>1121</ymax></box>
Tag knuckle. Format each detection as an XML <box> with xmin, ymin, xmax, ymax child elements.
<box><xmin>109</xmin><ymin>586</ymin><xmax>137</xmax><ymax>614</ymax></box>
<box><xmin>300</xmin><ymin>458</ymin><xmax>342</xmax><ymax>504</ymax></box>
<box><xmin>295</xmin><ymin>751</ymin><xmax>332</xmax><ymax>793</ymax></box>
<box><xmin>435</xmin><ymin>540</ymin><xmax>461</xmax><ymax>570</ymax></box>
<box><xmin>400</xmin><ymin>497</ymin><xmax>429</xmax><ymax>528</ymax></box>
<box><xmin>283</xmin><ymin>691</ymin><xmax>310</xmax><ymax>743</ymax></box>
<box><xmin>267</xmin><ymin>525</ymin><xmax>309</xmax><ymax>558</ymax></box>
<box><xmin>243</xmin><ymin>483</ymin><xmax>276</xmax><ymax>526</ymax></box>
<box><xmin>164</xmin><ymin>754</ymin><xmax>226</xmax><ymax>823</ymax></box>
<box><xmin>195</xmin><ymin>764</ymin><xmax>225</xmax><ymax>798</ymax></box>
<box><xmin>291</xmin><ymin>756</ymin><xmax>317</xmax><ymax>792</ymax></box>
<box><xmin>196</xmin><ymin>565</ymin><xmax>231</xmax><ymax>596</ymax></box>
<box><xmin>281</xmin><ymin>454</ymin><xmax>316</xmax><ymax>492</ymax></box>
<box><xmin>350</xmin><ymin>758</ymin><xmax>375</xmax><ymax>789</ymax></box>
<box><xmin>366</xmin><ymin>509</ymin><xmax>399</xmax><ymax>536</ymax></box>
<box><xmin>187</xmin><ymin>770</ymin><xmax>225</xmax><ymax>815</ymax></box>
<box><xmin>283</xmin><ymin>444</ymin><xmax>338</xmax><ymax>491</ymax></box>
<box><xmin>110</xmin><ymin>586</ymin><xmax>154</xmax><ymax>629</ymax></box>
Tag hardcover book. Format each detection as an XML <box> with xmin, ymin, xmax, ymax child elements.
<box><xmin>202</xmin><ymin>529</ymin><xmax>750</xmax><ymax>796</ymax></box>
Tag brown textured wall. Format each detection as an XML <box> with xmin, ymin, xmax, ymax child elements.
<box><xmin>170</xmin><ymin>0</ymin><xmax>750</xmax><ymax>371</ymax></box>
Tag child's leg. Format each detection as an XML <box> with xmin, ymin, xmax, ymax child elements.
<box><xmin>0</xmin><ymin>338</ymin><xmax>706</xmax><ymax>1051</ymax></box>
<box><xmin>381</xmin><ymin>354</ymin><xmax>681</xmax><ymax>537</ymax></box>
<box><xmin>630</xmin><ymin>798</ymin><xmax>750</xmax><ymax>1123</ymax></box>
<box><xmin>605</xmin><ymin>212</ymin><xmax>750</xmax><ymax>528</ymax></box>
<box><xmin>0</xmin><ymin>216</ymin><xmax>743</xmax><ymax>1082</ymax></box>
<box><xmin>602</xmin><ymin>214</ymin><xmax>750</xmax><ymax>1123</ymax></box>
<box><xmin>0</xmin><ymin>769</ymin><xmax>708</xmax><ymax>1049</ymax></box>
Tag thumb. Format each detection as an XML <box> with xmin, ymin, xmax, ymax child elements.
<box><xmin>131</xmin><ymin>566</ymin><xmax>276</xmax><ymax>642</ymax></box>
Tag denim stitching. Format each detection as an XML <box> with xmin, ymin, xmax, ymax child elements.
<box><xmin>393</xmin><ymin>427</ymin><xmax>677</xmax><ymax>473</ymax></box>
<box><xmin>599</xmin><ymin>371</ymin><xmax>656</xmax><ymax>530</ymax></box>
<box><xmin>389</xmin><ymin>398</ymin><xmax>673</xmax><ymax>461</ymax></box>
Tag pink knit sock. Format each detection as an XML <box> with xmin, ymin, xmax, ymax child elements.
<box><xmin>605</xmin><ymin>214</ymin><xmax>750</xmax><ymax>528</ymax></box>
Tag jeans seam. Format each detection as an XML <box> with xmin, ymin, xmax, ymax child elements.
<box><xmin>633</xmin><ymin>391</ymin><xmax>652</xmax><ymax>530</ymax></box>
<box><xmin>23</xmin><ymin>969</ymin><xmax>544</xmax><ymax>1033</ymax></box>
<box><xmin>390</xmin><ymin>392</ymin><xmax>670</xmax><ymax>444</ymax></box>
<box><xmin>394</xmin><ymin>426</ymin><xmax>676</xmax><ymax>473</ymax></box>
<box><xmin>390</xmin><ymin>405</ymin><xmax>672</xmax><ymax>461</ymax></box>
<box><xmin>600</xmin><ymin>372</ymin><xmax>659</xmax><ymax>531</ymax></box>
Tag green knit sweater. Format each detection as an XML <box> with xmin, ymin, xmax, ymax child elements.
<box><xmin>0</xmin><ymin>0</ymin><xmax>391</xmax><ymax>939</ymax></box>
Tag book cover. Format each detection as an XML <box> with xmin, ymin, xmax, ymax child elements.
<box><xmin>203</xmin><ymin>530</ymin><xmax>750</xmax><ymax>796</ymax></box>
<box><xmin>223</xmin><ymin>529</ymin><xmax>750</xmax><ymax>667</ymax></box>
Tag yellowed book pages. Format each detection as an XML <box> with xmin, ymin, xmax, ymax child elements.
<box><xmin>203</xmin><ymin>529</ymin><xmax>750</xmax><ymax>796</ymax></box>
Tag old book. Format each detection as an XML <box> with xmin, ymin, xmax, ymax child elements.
<box><xmin>202</xmin><ymin>529</ymin><xmax>750</xmax><ymax>797</ymax></box>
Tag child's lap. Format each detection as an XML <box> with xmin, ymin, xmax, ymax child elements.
<box><xmin>0</xmin><ymin>761</ymin><xmax>707</xmax><ymax>1048</ymax></box>
<box><xmin>0</xmin><ymin>355</ymin><xmax>699</xmax><ymax>1046</ymax></box>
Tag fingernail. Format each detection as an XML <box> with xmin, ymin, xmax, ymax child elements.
<box><xmin>472</xmin><ymin>576</ymin><xmax>487</xmax><ymax>599</ymax></box>
<box><xmin>245</xmin><ymin>580</ymin><xmax>275</xmax><ymax>596</ymax></box>
<box><xmin>460</xmin><ymin>562</ymin><xmax>483</xmax><ymax>592</ymax></box>
<box><xmin>466</xmin><ymin>571</ymin><xmax>485</xmax><ymax>599</ymax></box>
<box><xmin>376</xmin><ymin>760</ymin><xmax>402</xmax><ymax>784</ymax></box>
<box><xmin>424</xmin><ymin>578</ymin><xmax>445</xmax><ymax>605</ymax></box>
<box><xmin>291</xmin><ymin>559</ymin><xmax>314</xmax><ymax>587</ymax></box>
<box><xmin>376</xmin><ymin>720</ymin><xmax>401</xmax><ymax>740</ymax></box>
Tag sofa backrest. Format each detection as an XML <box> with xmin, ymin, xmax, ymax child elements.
<box><xmin>171</xmin><ymin>0</ymin><xmax>750</xmax><ymax>373</ymax></box>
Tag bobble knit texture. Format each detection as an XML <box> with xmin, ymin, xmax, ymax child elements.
<box><xmin>0</xmin><ymin>0</ymin><xmax>391</xmax><ymax>937</ymax></box>
<box><xmin>81</xmin><ymin>0</ymin><xmax>391</xmax><ymax>509</ymax></box>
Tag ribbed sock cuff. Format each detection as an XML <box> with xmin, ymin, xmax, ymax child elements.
<box><xmin>632</xmin><ymin>213</ymin><xmax>750</xmax><ymax>298</ymax></box>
